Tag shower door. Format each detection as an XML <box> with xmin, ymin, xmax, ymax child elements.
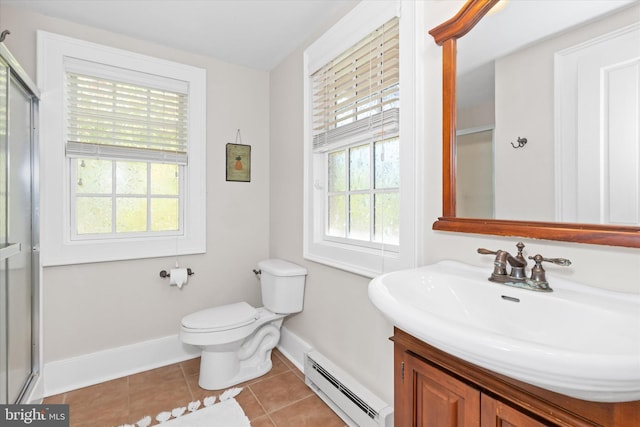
<box><xmin>0</xmin><ymin>45</ymin><xmax>40</xmax><ymax>404</ymax></box>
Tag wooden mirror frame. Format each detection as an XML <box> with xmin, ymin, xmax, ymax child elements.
<box><xmin>429</xmin><ymin>0</ymin><xmax>640</xmax><ymax>248</ymax></box>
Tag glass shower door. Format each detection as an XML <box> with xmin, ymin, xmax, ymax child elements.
<box><xmin>7</xmin><ymin>67</ymin><xmax>35</xmax><ymax>404</ymax></box>
<box><xmin>0</xmin><ymin>50</ymin><xmax>38</xmax><ymax>404</ymax></box>
<box><xmin>0</xmin><ymin>53</ymin><xmax>8</xmax><ymax>406</ymax></box>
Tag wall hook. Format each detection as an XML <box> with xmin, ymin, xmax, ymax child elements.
<box><xmin>510</xmin><ymin>137</ymin><xmax>527</xmax><ymax>149</ymax></box>
<box><xmin>0</xmin><ymin>30</ymin><xmax>10</xmax><ymax>43</ymax></box>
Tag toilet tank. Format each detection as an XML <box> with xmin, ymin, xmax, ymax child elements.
<box><xmin>257</xmin><ymin>259</ymin><xmax>307</xmax><ymax>314</ymax></box>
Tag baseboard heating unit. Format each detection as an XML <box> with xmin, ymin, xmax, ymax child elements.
<box><xmin>304</xmin><ymin>350</ymin><xmax>393</xmax><ymax>427</ymax></box>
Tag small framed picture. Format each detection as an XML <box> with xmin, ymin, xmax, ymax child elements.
<box><xmin>226</xmin><ymin>143</ymin><xmax>251</xmax><ymax>182</ymax></box>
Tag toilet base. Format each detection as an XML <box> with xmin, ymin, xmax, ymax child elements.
<box><xmin>198</xmin><ymin>349</ymin><xmax>274</xmax><ymax>390</ymax></box>
<box><xmin>196</xmin><ymin>317</ymin><xmax>284</xmax><ymax>390</ymax></box>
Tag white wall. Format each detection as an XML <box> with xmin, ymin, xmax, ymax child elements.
<box><xmin>1</xmin><ymin>5</ymin><xmax>271</xmax><ymax>364</ymax></box>
<box><xmin>269</xmin><ymin>0</ymin><xmax>640</xmax><ymax>407</ymax></box>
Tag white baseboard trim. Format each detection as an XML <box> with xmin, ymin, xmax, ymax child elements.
<box><xmin>277</xmin><ymin>325</ymin><xmax>313</xmax><ymax>372</ymax></box>
<box><xmin>42</xmin><ymin>326</ymin><xmax>310</xmax><ymax>397</ymax></box>
<box><xmin>43</xmin><ymin>335</ymin><xmax>200</xmax><ymax>397</ymax></box>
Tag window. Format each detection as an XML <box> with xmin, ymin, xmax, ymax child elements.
<box><xmin>38</xmin><ymin>31</ymin><xmax>206</xmax><ymax>265</ymax></box>
<box><xmin>312</xmin><ymin>17</ymin><xmax>400</xmax><ymax>249</ymax></box>
<box><xmin>66</xmin><ymin>68</ymin><xmax>187</xmax><ymax>239</ymax></box>
<box><xmin>304</xmin><ymin>1</ymin><xmax>420</xmax><ymax>277</ymax></box>
<box><xmin>325</xmin><ymin>137</ymin><xmax>400</xmax><ymax>245</ymax></box>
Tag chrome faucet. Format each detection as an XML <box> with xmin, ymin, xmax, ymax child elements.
<box><xmin>477</xmin><ymin>242</ymin><xmax>571</xmax><ymax>292</ymax></box>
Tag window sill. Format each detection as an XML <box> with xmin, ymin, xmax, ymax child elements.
<box><xmin>304</xmin><ymin>239</ymin><xmax>410</xmax><ymax>278</ymax></box>
<box><xmin>41</xmin><ymin>234</ymin><xmax>205</xmax><ymax>267</ymax></box>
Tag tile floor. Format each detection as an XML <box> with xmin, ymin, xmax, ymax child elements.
<box><xmin>43</xmin><ymin>349</ymin><xmax>347</xmax><ymax>427</ymax></box>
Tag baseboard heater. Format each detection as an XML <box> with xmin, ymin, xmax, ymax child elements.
<box><xmin>304</xmin><ymin>350</ymin><xmax>393</xmax><ymax>427</ymax></box>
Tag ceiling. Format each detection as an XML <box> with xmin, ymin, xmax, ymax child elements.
<box><xmin>0</xmin><ymin>0</ymin><xmax>358</xmax><ymax>70</ymax></box>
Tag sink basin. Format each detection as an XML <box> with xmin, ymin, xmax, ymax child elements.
<box><xmin>368</xmin><ymin>260</ymin><xmax>640</xmax><ymax>402</ymax></box>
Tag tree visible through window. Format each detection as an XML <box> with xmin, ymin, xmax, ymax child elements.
<box><xmin>326</xmin><ymin>137</ymin><xmax>400</xmax><ymax>245</ymax></box>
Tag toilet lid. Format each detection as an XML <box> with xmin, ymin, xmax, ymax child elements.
<box><xmin>182</xmin><ymin>302</ymin><xmax>259</xmax><ymax>331</ymax></box>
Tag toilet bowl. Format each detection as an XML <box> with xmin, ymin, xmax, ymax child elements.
<box><xmin>180</xmin><ymin>259</ymin><xmax>307</xmax><ymax>390</ymax></box>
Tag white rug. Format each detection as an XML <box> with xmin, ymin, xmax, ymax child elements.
<box><xmin>155</xmin><ymin>399</ymin><xmax>250</xmax><ymax>427</ymax></box>
<box><xmin>118</xmin><ymin>387</ymin><xmax>250</xmax><ymax>427</ymax></box>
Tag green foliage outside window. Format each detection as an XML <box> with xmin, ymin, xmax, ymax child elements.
<box><xmin>326</xmin><ymin>137</ymin><xmax>400</xmax><ymax>245</ymax></box>
<box><xmin>75</xmin><ymin>159</ymin><xmax>180</xmax><ymax>235</ymax></box>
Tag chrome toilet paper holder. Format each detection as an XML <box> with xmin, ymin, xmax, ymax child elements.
<box><xmin>159</xmin><ymin>268</ymin><xmax>194</xmax><ymax>278</ymax></box>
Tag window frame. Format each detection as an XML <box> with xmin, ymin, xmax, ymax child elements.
<box><xmin>303</xmin><ymin>0</ymin><xmax>422</xmax><ymax>277</ymax></box>
<box><xmin>38</xmin><ymin>31</ymin><xmax>206</xmax><ymax>266</ymax></box>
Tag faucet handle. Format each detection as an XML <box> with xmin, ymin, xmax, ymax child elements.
<box><xmin>528</xmin><ymin>254</ymin><xmax>572</xmax><ymax>267</ymax></box>
<box><xmin>477</xmin><ymin>248</ymin><xmax>499</xmax><ymax>255</ymax></box>
<box><xmin>545</xmin><ymin>257</ymin><xmax>571</xmax><ymax>266</ymax></box>
<box><xmin>528</xmin><ymin>254</ymin><xmax>572</xmax><ymax>283</ymax></box>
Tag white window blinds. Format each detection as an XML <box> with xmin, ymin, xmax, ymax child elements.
<box><xmin>312</xmin><ymin>17</ymin><xmax>399</xmax><ymax>150</ymax></box>
<box><xmin>66</xmin><ymin>71</ymin><xmax>188</xmax><ymax>164</ymax></box>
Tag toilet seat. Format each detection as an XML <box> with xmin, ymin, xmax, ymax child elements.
<box><xmin>181</xmin><ymin>302</ymin><xmax>259</xmax><ymax>332</ymax></box>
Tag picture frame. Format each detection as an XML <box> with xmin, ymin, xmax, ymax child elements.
<box><xmin>226</xmin><ymin>143</ymin><xmax>251</xmax><ymax>182</ymax></box>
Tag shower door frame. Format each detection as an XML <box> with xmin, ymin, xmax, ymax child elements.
<box><xmin>0</xmin><ymin>42</ymin><xmax>40</xmax><ymax>404</ymax></box>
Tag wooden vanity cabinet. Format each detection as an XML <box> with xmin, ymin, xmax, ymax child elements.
<box><xmin>393</xmin><ymin>328</ymin><xmax>640</xmax><ymax>427</ymax></box>
<box><xmin>481</xmin><ymin>395</ymin><xmax>549</xmax><ymax>427</ymax></box>
<box><xmin>397</xmin><ymin>347</ymin><xmax>480</xmax><ymax>426</ymax></box>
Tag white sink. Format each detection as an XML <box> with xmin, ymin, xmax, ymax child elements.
<box><xmin>368</xmin><ymin>260</ymin><xmax>640</xmax><ymax>402</ymax></box>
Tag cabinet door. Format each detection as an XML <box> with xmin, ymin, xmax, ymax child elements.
<box><xmin>481</xmin><ymin>394</ymin><xmax>552</xmax><ymax>427</ymax></box>
<box><xmin>398</xmin><ymin>350</ymin><xmax>481</xmax><ymax>427</ymax></box>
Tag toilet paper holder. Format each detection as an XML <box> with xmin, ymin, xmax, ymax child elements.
<box><xmin>159</xmin><ymin>268</ymin><xmax>194</xmax><ymax>278</ymax></box>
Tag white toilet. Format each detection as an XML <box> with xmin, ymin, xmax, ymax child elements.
<box><xmin>180</xmin><ymin>259</ymin><xmax>307</xmax><ymax>390</ymax></box>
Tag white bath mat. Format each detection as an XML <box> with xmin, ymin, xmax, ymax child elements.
<box><xmin>153</xmin><ymin>398</ymin><xmax>249</xmax><ymax>427</ymax></box>
<box><xmin>118</xmin><ymin>387</ymin><xmax>250</xmax><ymax>427</ymax></box>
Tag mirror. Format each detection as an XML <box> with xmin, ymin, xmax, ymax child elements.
<box><xmin>429</xmin><ymin>0</ymin><xmax>640</xmax><ymax>248</ymax></box>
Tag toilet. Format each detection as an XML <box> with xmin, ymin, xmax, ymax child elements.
<box><xmin>180</xmin><ymin>259</ymin><xmax>307</xmax><ymax>390</ymax></box>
